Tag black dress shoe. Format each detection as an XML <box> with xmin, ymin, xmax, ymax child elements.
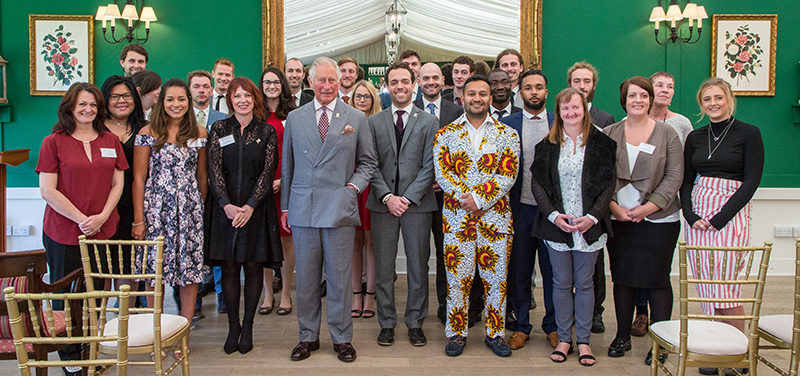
<box><xmin>699</xmin><ymin>368</ymin><xmax>748</xmax><ymax>376</ymax></box>
<box><xmin>467</xmin><ymin>311</ymin><xmax>481</xmax><ymax>328</ymax></box>
<box><xmin>437</xmin><ymin>304</ymin><xmax>447</xmax><ymax>325</ymax></box>
<box><xmin>320</xmin><ymin>281</ymin><xmax>327</xmax><ymax>297</ymax></box>
<box><xmin>591</xmin><ymin>314</ymin><xmax>605</xmax><ymax>333</ymax></box>
<box><xmin>644</xmin><ymin>349</ymin><xmax>668</xmax><ymax>365</ymax></box>
<box><xmin>607</xmin><ymin>338</ymin><xmax>631</xmax><ymax>357</ymax></box>
<box><xmin>290</xmin><ymin>340</ymin><xmax>320</xmax><ymax>361</ymax></box>
<box><xmin>333</xmin><ymin>342</ymin><xmax>357</xmax><ymax>362</ymax></box>
<box><xmin>408</xmin><ymin>328</ymin><xmax>426</xmax><ymax>346</ymax></box>
<box><xmin>377</xmin><ymin>328</ymin><xmax>395</xmax><ymax>346</ymax></box>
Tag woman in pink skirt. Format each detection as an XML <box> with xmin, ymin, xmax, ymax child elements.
<box><xmin>680</xmin><ymin>77</ymin><xmax>764</xmax><ymax>335</ymax></box>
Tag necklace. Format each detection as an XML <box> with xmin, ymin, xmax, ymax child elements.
<box><xmin>707</xmin><ymin>117</ymin><xmax>734</xmax><ymax>160</ymax></box>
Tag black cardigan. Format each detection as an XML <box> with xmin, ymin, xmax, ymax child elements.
<box><xmin>530</xmin><ymin>126</ymin><xmax>617</xmax><ymax>248</ymax></box>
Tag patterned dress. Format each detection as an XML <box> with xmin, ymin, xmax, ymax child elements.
<box><xmin>135</xmin><ymin>134</ymin><xmax>207</xmax><ymax>286</ymax></box>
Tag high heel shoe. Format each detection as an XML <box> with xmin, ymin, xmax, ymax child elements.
<box><xmin>258</xmin><ymin>296</ymin><xmax>274</xmax><ymax>315</ymax></box>
<box><xmin>351</xmin><ymin>291</ymin><xmax>363</xmax><ymax>318</ymax></box>
<box><xmin>362</xmin><ymin>291</ymin><xmax>375</xmax><ymax>318</ymax></box>
<box><xmin>224</xmin><ymin>324</ymin><xmax>241</xmax><ymax>354</ymax></box>
<box><xmin>238</xmin><ymin>322</ymin><xmax>253</xmax><ymax>354</ymax></box>
<box><xmin>550</xmin><ymin>342</ymin><xmax>573</xmax><ymax>363</ymax></box>
<box><xmin>577</xmin><ymin>342</ymin><xmax>596</xmax><ymax>367</ymax></box>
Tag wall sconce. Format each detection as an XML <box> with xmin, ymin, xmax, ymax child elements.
<box><xmin>650</xmin><ymin>0</ymin><xmax>707</xmax><ymax>44</ymax></box>
<box><xmin>0</xmin><ymin>55</ymin><xmax>7</xmax><ymax>104</ymax></box>
<box><xmin>95</xmin><ymin>1</ymin><xmax>157</xmax><ymax>44</ymax></box>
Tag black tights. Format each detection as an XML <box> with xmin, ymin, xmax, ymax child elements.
<box><xmin>221</xmin><ymin>260</ymin><xmax>263</xmax><ymax>353</ymax></box>
<box><xmin>613</xmin><ymin>284</ymin><xmax>673</xmax><ymax>341</ymax></box>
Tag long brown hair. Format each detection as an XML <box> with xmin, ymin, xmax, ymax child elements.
<box><xmin>256</xmin><ymin>67</ymin><xmax>295</xmax><ymax>120</ymax></box>
<box><xmin>547</xmin><ymin>87</ymin><xmax>593</xmax><ymax>147</ymax></box>
<box><xmin>52</xmin><ymin>83</ymin><xmax>106</xmax><ymax>135</ymax></box>
<box><xmin>227</xmin><ymin>77</ymin><xmax>266</xmax><ymax>122</ymax></box>
<box><xmin>148</xmin><ymin>78</ymin><xmax>199</xmax><ymax>152</ymax></box>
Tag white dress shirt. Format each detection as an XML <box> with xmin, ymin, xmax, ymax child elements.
<box><xmin>421</xmin><ymin>96</ymin><xmax>442</xmax><ymax>119</ymax></box>
<box><xmin>490</xmin><ymin>102</ymin><xmax>513</xmax><ymax>120</ymax></box>
<box><xmin>212</xmin><ymin>90</ymin><xmax>229</xmax><ymax>114</ymax></box>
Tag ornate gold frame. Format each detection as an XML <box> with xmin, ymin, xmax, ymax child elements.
<box><xmin>29</xmin><ymin>14</ymin><xmax>94</xmax><ymax>96</ymax></box>
<box><xmin>263</xmin><ymin>0</ymin><xmax>542</xmax><ymax>69</ymax></box>
<box><xmin>710</xmin><ymin>14</ymin><xmax>777</xmax><ymax>97</ymax></box>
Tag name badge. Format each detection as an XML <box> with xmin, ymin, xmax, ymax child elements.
<box><xmin>218</xmin><ymin>134</ymin><xmax>235</xmax><ymax>147</ymax></box>
<box><xmin>639</xmin><ymin>143</ymin><xmax>655</xmax><ymax>155</ymax></box>
<box><xmin>100</xmin><ymin>148</ymin><xmax>117</xmax><ymax>158</ymax></box>
<box><xmin>482</xmin><ymin>144</ymin><xmax>497</xmax><ymax>155</ymax></box>
<box><xmin>188</xmin><ymin>138</ymin><xmax>204</xmax><ymax>148</ymax></box>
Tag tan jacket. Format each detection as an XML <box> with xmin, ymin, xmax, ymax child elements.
<box><xmin>604</xmin><ymin>120</ymin><xmax>683</xmax><ymax>220</ymax></box>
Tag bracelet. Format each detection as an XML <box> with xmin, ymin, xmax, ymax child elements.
<box><xmin>132</xmin><ymin>221</ymin><xmax>145</xmax><ymax>227</ymax></box>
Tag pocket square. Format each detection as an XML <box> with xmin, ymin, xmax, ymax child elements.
<box><xmin>341</xmin><ymin>125</ymin><xmax>355</xmax><ymax>134</ymax></box>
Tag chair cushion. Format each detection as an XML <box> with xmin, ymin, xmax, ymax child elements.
<box><xmin>650</xmin><ymin>319</ymin><xmax>748</xmax><ymax>355</ymax></box>
<box><xmin>759</xmin><ymin>314</ymin><xmax>793</xmax><ymax>343</ymax></box>
<box><xmin>101</xmin><ymin>313</ymin><xmax>189</xmax><ymax>347</ymax></box>
<box><xmin>0</xmin><ymin>311</ymin><xmax>66</xmax><ymax>353</ymax></box>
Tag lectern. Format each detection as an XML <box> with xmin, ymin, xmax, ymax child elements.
<box><xmin>0</xmin><ymin>149</ymin><xmax>29</xmax><ymax>252</ymax></box>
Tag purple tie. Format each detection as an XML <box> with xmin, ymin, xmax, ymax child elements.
<box><xmin>318</xmin><ymin>106</ymin><xmax>329</xmax><ymax>141</ymax></box>
<box><xmin>395</xmin><ymin>110</ymin><xmax>405</xmax><ymax>134</ymax></box>
<box><xmin>532</xmin><ymin>115</ymin><xmax>541</xmax><ymax>120</ymax></box>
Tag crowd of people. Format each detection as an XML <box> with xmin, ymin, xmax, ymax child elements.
<box><xmin>35</xmin><ymin>42</ymin><xmax>763</xmax><ymax>374</ymax></box>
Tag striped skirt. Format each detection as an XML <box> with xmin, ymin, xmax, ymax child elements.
<box><xmin>685</xmin><ymin>176</ymin><xmax>752</xmax><ymax>315</ymax></box>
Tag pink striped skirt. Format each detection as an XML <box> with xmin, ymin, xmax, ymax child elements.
<box><xmin>685</xmin><ymin>176</ymin><xmax>752</xmax><ymax>315</ymax></box>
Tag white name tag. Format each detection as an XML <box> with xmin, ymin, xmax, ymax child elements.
<box><xmin>639</xmin><ymin>143</ymin><xmax>655</xmax><ymax>155</ymax></box>
<box><xmin>482</xmin><ymin>144</ymin><xmax>497</xmax><ymax>154</ymax></box>
<box><xmin>218</xmin><ymin>135</ymin><xmax>235</xmax><ymax>147</ymax></box>
<box><xmin>188</xmin><ymin>138</ymin><xmax>204</xmax><ymax>148</ymax></box>
<box><xmin>100</xmin><ymin>148</ymin><xmax>117</xmax><ymax>158</ymax></box>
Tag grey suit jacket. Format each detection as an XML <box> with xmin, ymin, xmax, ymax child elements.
<box><xmin>412</xmin><ymin>97</ymin><xmax>464</xmax><ymax>129</ymax></box>
<box><xmin>365</xmin><ymin>105</ymin><xmax>438</xmax><ymax>213</ymax></box>
<box><xmin>207</xmin><ymin>108</ymin><xmax>227</xmax><ymax>129</ymax></box>
<box><xmin>280</xmin><ymin>99</ymin><xmax>378</xmax><ymax>227</ymax></box>
<box><xmin>590</xmin><ymin>106</ymin><xmax>615</xmax><ymax>128</ymax></box>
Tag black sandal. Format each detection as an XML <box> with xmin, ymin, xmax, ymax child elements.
<box><xmin>550</xmin><ymin>342</ymin><xmax>573</xmax><ymax>363</ymax></box>
<box><xmin>577</xmin><ymin>342</ymin><xmax>596</xmax><ymax>367</ymax></box>
<box><xmin>351</xmin><ymin>291</ymin><xmax>363</xmax><ymax>318</ymax></box>
<box><xmin>362</xmin><ymin>291</ymin><xmax>375</xmax><ymax>318</ymax></box>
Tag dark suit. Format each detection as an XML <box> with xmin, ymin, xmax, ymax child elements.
<box><xmin>490</xmin><ymin>105</ymin><xmax>521</xmax><ymax>120</ymax></box>
<box><xmin>441</xmin><ymin>90</ymin><xmax>458</xmax><ymax>104</ymax></box>
<box><xmin>501</xmin><ymin>111</ymin><xmax>556</xmax><ymax>336</ymax></box>
<box><xmin>296</xmin><ymin>91</ymin><xmax>314</xmax><ymax>107</ymax></box>
<box><xmin>413</xmin><ymin>97</ymin><xmax>464</xmax><ymax>319</ymax></box>
<box><xmin>589</xmin><ymin>106</ymin><xmax>615</xmax><ymax>128</ymax></box>
<box><xmin>366</xmin><ymin>105</ymin><xmax>438</xmax><ymax>330</ymax></box>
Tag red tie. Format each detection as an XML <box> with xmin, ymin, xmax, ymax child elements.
<box><xmin>455</xmin><ymin>97</ymin><xmax>462</xmax><ymax>107</ymax></box>
<box><xmin>343</xmin><ymin>95</ymin><xmax>350</xmax><ymax>105</ymax></box>
<box><xmin>318</xmin><ymin>106</ymin><xmax>329</xmax><ymax>142</ymax></box>
<box><xmin>532</xmin><ymin>115</ymin><xmax>541</xmax><ymax>120</ymax></box>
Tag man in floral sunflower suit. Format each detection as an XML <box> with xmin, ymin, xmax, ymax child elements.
<box><xmin>433</xmin><ymin>75</ymin><xmax>519</xmax><ymax>357</ymax></box>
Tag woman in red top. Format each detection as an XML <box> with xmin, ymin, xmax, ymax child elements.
<box><xmin>258</xmin><ymin>66</ymin><xmax>297</xmax><ymax>315</ymax></box>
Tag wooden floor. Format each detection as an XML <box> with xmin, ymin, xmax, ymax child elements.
<box><xmin>1</xmin><ymin>275</ymin><xmax>795</xmax><ymax>376</ymax></box>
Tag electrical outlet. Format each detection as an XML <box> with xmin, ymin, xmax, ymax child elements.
<box><xmin>794</xmin><ymin>227</ymin><xmax>800</xmax><ymax>238</ymax></box>
<box><xmin>5</xmin><ymin>226</ymin><xmax>10</xmax><ymax>236</ymax></box>
<box><xmin>11</xmin><ymin>225</ymin><xmax>30</xmax><ymax>236</ymax></box>
<box><xmin>774</xmin><ymin>226</ymin><xmax>794</xmax><ymax>237</ymax></box>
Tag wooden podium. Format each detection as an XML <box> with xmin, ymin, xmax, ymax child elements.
<box><xmin>0</xmin><ymin>149</ymin><xmax>29</xmax><ymax>252</ymax></box>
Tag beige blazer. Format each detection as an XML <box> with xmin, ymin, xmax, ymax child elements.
<box><xmin>604</xmin><ymin>120</ymin><xmax>683</xmax><ymax>220</ymax></box>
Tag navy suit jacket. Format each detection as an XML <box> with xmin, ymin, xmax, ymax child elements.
<box><xmin>500</xmin><ymin>110</ymin><xmax>555</xmax><ymax>214</ymax></box>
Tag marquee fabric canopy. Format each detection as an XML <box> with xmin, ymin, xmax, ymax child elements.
<box><xmin>284</xmin><ymin>0</ymin><xmax>520</xmax><ymax>64</ymax></box>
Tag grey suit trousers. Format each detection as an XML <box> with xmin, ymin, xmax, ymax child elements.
<box><xmin>371</xmin><ymin>210</ymin><xmax>431</xmax><ymax>330</ymax></box>
<box><xmin>292</xmin><ymin>225</ymin><xmax>355</xmax><ymax>344</ymax></box>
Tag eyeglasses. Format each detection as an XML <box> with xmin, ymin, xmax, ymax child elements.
<box><xmin>109</xmin><ymin>93</ymin><xmax>133</xmax><ymax>101</ymax></box>
<box><xmin>262</xmin><ymin>80</ymin><xmax>281</xmax><ymax>87</ymax></box>
<box><xmin>353</xmin><ymin>94</ymin><xmax>372</xmax><ymax>101</ymax></box>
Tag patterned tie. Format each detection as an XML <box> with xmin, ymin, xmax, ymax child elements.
<box><xmin>215</xmin><ymin>94</ymin><xmax>225</xmax><ymax>111</ymax></box>
<box><xmin>455</xmin><ymin>97</ymin><xmax>462</xmax><ymax>107</ymax></box>
<box><xmin>197</xmin><ymin>111</ymin><xmax>206</xmax><ymax>129</ymax></box>
<box><xmin>427</xmin><ymin>103</ymin><xmax>436</xmax><ymax>116</ymax></box>
<box><xmin>494</xmin><ymin>110</ymin><xmax>506</xmax><ymax>119</ymax></box>
<box><xmin>318</xmin><ymin>106</ymin><xmax>329</xmax><ymax>142</ymax></box>
<box><xmin>395</xmin><ymin>110</ymin><xmax>405</xmax><ymax>135</ymax></box>
<box><xmin>343</xmin><ymin>95</ymin><xmax>350</xmax><ymax>105</ymax></box>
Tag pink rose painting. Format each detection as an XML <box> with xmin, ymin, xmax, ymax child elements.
<box><xmin>39</xmin><ymin>24</ymin><xmax>83</xmax><ymax>86</ymax></box>
<box><xmin>722</xmin><ymin>24</ymin><xmax>763</xmax><ymax>84</ymax></box>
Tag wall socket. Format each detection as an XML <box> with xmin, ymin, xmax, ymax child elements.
<box><xmin>11</xmin><ymin>225</ymin><xmax>30</xmax><ymax>236</ymax></box>
<box><xmin>775</xmin><ymin>226</ymin><xmax>795</xmax><ymax>237</ymax></box>
<box><xmin>794</xmin><ymin>227</ymin><xmax>800</xmax><ymax>238</ymax></box>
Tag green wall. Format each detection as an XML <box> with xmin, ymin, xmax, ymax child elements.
<box><xmin>1</xmin><ymin>0</ymin><xmax>798</xmax><ymax>187</ymax></box>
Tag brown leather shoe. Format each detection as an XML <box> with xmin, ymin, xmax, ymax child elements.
<box><xmin>333</xmin><ymin>342</ymin><xmax>357</xmax><ymax>362</ymax></box>
<box><xmin>546</xmin><ymin>331</ymin><xmax>559</xmax><ymax>348</ymax></box>
<box><xmin>508</xmin><ymin>331</ymin><xmax>529</xmax><ymax>350</ymax></box>
<box><xmin>290</xmin><ymin>340</ymin><xmax>320</xmax><ymax>361</ymax></box>
<box><xmin>631</xmin><ymin>314</ymin><xmax>649</xmax><ymax>337</ymax></box>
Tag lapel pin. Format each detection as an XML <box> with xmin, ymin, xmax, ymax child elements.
<box><xmin>336</xmin><ymin>113</ymin><xmax>340</xmax><ymax>118</ymax></box>
<box><xmin>256</xmin><ymin>138</ymin><xmax>261</xmax><ymax>143</ymax></box>
<box><xmin>413</xmin><ymin>113</ymin><xmax>418</xmax><ymax>117</ymax></box>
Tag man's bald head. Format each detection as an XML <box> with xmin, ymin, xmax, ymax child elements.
<box><xmin>419</xmin><ymin>62</ymin><xmax>445</xmax><ymax>101</ymax></box>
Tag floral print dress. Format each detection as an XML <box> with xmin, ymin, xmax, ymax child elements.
<box><xmin>135</xmin><ymin>134</ymin><xmax>207</xmax><ymax>286</ymax></box>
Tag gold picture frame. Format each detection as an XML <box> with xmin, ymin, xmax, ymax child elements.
<box><xmin>710</xmin><ymin>14</ymin><xmax>777</xmax><ymax>96</ymax></box>
<box><xmin>29</xmin><ymin>14</ymin><xmax>94</xmax><ymax>96</ymax></box>
<box><xmin>263</xmin><ymin>0</ymin><xmax>542</xmax><ymax>69</ymax></box>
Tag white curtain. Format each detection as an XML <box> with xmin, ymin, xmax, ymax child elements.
<box><xmin>284</xmin><ymin>0</ymin><xmax>520</xmax><ymax>64</ymax></box>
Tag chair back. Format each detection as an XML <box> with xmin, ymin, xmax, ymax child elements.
<box><xmin>3</xmin><ymin>285</ymin><xmax>130</xmax><ymax>376</ymax></box>
<box><xmin>679</xmin><ymin>240</ymin><xmax>772</xmax><ymax>367</ymax></box>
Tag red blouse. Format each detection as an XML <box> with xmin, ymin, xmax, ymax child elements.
<box><xmin>36</xmin><ymin>131</ymin><xmax>129</xmax><ymax>245</ymax></box>
<box><xmin>266</xmin><ymin>112</ymin><xmax>284</xmax><ymax>181</ymax></box>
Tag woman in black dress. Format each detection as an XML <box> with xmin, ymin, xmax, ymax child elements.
<box><xmin>205</xmin><ymin>77</ymin><xmax>282</xmax><ymax>354</ymax></box>
<box><xmin>100</xmin><ymin>75</ymin><xmax>147</xmax><ymax>301</ymax></box>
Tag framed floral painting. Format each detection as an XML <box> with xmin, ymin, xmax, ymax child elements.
<box><xmin>711</xmin><ymin>14</ymin><xmax>777</xmax><ymax>96</ymax></box>
<box><xmin>29</xmin><ymin>15</ymin><xmax>94</xmax><ymax>96</ymax></box>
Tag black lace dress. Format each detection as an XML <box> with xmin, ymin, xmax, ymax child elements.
<box><xmin>204</xmin><ymin>117</ymin><xmax>283</xmax><ymax>267</ymax></box>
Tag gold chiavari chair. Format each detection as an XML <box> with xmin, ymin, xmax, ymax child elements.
<box><xmin>648</xmin><ymin>240</ymin><xmax>772</xmax><ymax>376</ymax></box>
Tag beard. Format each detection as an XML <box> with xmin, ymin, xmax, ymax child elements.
<box><xmin>524</xmin><ymin>98</ymin><xmax>546</xmax><ymax>112</ymax></box>
<box><xmin>586</xmin><ymin>90</ymin><xmax>595</xmax><ymax>103</ymax></box>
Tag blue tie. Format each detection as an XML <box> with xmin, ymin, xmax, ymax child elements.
<box><xmin>427</xmin><ymin>103</ymin><xmax>436</xmax><ymax>116</ymax></box>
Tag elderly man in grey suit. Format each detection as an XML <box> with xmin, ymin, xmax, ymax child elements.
<box><xmin>368</xmin><ymin>62</ymin><xmax>438</xmax><ymax>347</ymax></box>
<box><xmin>280</xmin><ymin>56</ymin><xmax>378</xmax><ymax>363</ymax></box>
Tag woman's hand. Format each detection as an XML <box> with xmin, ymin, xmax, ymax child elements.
<box><xmin>692</xmin><ymin>219</ymin><xmax>717</xmax><ymax>231</ymax></box>
<box><xmin>609</xmin><ymin>202</ymin><xmax>632</xmax><ymax>222</ymax></box>
<box><xmin>223</xmin><ymin>204</ymin><xmax>241</xmax><ymax>221</ymax></box>
<box><xmin>79</xmin><ymin>214</ymin><xmax>108</xmax><ymax>237</ymax></box>
<box><xmin>627</xmin><ymin>202</ymin><xmax>659</xmax><ymax>223</ymax></box>
<box><xmin>131</xmin><ymin>221</ymin><xmax>145</xmax><ymax>240</ymax></box>
<box><xmin>554</xmin><ymin>214</ymin><xmax>577</xmax><ymax>233</ymax></box>
<box><xmin>272</xmin><ymin>179</ymin><xmax>281</xmax><ymax>193</ymax></box>
<box><xmin>232</xmin><ymin>205</ymin><xmax>254</xmax><ymax>228</ymax></box>
<box><xmin>572</xmin><ymin>216</ymin><xmax>594</xmax><ymax>234</ymax></box>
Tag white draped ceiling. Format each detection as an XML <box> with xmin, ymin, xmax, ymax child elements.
<box><xmin>284</xmin><ymin>0</ymin><xmax>520</xmax><ymax>64</ymax></box>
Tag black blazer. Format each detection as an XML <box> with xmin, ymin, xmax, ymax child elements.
<box><xmin>299</xmin><ymin>91</ymin><xmax>314</xmax><ymax>106</ymax></box>
<box><xmin>413</xmin><ymin>97</ymin><xmax>463</xmax><ymax>128</ymax></box>
<box><xmin>530</xmin><ymin>126</ymin><xmax>617</xmax><ymax>248</ymax></box>
<box><xmin>589</xmin><ymin>106</ymin><xmax>615</xmax><ymax>128</ymax></box>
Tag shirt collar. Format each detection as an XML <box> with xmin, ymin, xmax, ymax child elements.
<box><xmin>523</xmin><ymin>108</ymin><xmax>547</xmax><ymax>120</ymax></box>
<box><xmin>491</xmin><ymin>102</ymin><xmax>512</xmax><ymax>115</ymax></box>
<box><xmin>314</xmin><ymin>98</ymin><xmax>337</xmax><ymax>112</ymax></box>
<box><xmin>422</xmin><ymin>96</ymin><xmax>441</xmax><ymax>109</ymax></box>
<box><xmin>457</xmin><ymin>113</ymin><xmax>494</xmax><ymax>129</ymax></box>
<box><xmin>391</xmin><ymin>102</ymin><xmax>414</xmax><ymax>115</ymax></box>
